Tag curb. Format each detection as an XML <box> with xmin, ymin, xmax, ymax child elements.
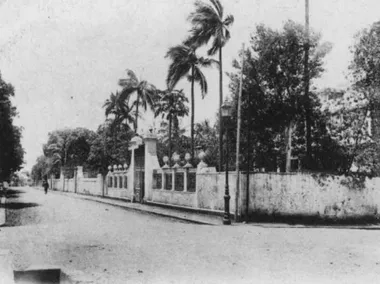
<box><xmin>48</xmin><ymin>189</ymin><xmax>218</xmax><ymax>225</ymax></box>
<box><xmin>81</xmin><ymin>197</ymin><xmax>215</xmax><ymax>225</ymax></box>
<box><xmin>145</xmin><ymin>201</ymin><xmax>226</xmax><ymax>217</ymax></box>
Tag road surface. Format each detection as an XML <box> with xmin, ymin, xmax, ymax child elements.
<box><xmin>1</xmin><ymin>187</ymin><xmax>380</xmax><ymax>283</ymax></box>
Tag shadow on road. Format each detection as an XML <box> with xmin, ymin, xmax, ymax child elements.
<box><xmin>4</xmin><ymin>202</ymin><xmax>40</xmax><ymax>210</ymax></box>
<box><xmin>0</xmin><ymin>189</ymin><xmax>25</xmax><ymax>199</ymax></box>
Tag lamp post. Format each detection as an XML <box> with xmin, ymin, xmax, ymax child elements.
<box><xmin>221</xmin><ymin>99</ymin><xmax>233</xmax><ymax>225</ymax></box>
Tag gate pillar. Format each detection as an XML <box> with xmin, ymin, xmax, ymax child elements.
<box><xmin>143</xmin><ymin>132</ymin><xmax>160</xmax><ymax>202</ymax></box>
<box><xmin>128</xmin><ymin>135</ymin><xmax>144</xmax><ymax>202</ymax></box>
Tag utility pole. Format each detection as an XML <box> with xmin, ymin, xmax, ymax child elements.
<box><xmin>304</xmin><ymin>0</ymin><xmax>312</xmax><ymax>170</ymax></box>
<box><xmin>235</xmin><ymin>43</ymin><xmax>244</xmax><ymax>222</ymax></box>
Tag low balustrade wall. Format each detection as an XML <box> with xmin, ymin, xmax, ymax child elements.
<box><xmin>151</xmin><ymin>168</ymin><xmax>198</xmax><ymax>208</ymax></box>
<box><xmin>149</xmin><ymin>166</ymin><xmax>238</xmax><ymax>214</ymax></box>
<box><xmin>105</xmin><ymin>170</ymin><xmax>133</xmax><ymax>200</ymax></box>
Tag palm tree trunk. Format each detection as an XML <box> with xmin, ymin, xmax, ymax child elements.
<box><xmin>304</xmin><ymin>0</ymin><xmax>312</xmax><ymax>169</ymax></box>
<box><xmin>218</xmin><ymin>46</ymin><xmax>223</xmax><ymax>172</ymax></box>
<box><xmin>191</xmin><ymin>66</ymin><xmax>195</xmax><ymax>161</ymax></box>
<box><xmin>135</xmin><ymin>97</ymin><xmax>140</xmax><ymax>133</ymax></box>
<box><xmin>169</xmin><ymin>115</ymin><xmax>172</xmax><ymax>166</ymax></box>
<box><xmin>113</xmin><ymin>126</ymin><xmax>116</xmax><ymax>154</ymax></box>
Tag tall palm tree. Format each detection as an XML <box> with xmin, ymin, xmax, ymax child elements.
<box><xmin>166</xmin><ymin>44</ymin><xmax>217</xmax><ymax>159</ymax></box>
<box><xmin>155</xmin><ymin>89</ymin><xmax>189</xmax><ymax>164</ymax></box>
<box><xmin>185</xmin><ymin>0</ymin><xmax>234</xmax><ymax>171</ymax></box>
<box><xmin>118</xmin><ymin>69</ymin><xmax>157</xmax><ymax>133</ymax></box>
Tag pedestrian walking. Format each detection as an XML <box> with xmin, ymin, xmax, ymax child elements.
<box><xmin>42</xmin><ymin>179</ymin><xmax>49</xmax><ymax>194</ymax></box>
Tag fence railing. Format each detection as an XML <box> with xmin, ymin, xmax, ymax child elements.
<box><xmin>107</xmin><ymin>173</ymin><xmax>128</xmax><ymax>189</ymax></box>
<box><xmin>153</xmin><ymin>168</ymin><xmax>197</xmax><ymax>193</ymax></box>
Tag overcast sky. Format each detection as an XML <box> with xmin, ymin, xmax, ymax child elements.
<box><xmin>0</xmin><ymin>0</ymin><xmax>379</xmax><ymax>170</ymax></box>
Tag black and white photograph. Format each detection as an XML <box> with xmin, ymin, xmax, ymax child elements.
<box><xmin>1</xmin><ymin>0</ymin><xmax>380</xmax><ymax>283</ymax></box>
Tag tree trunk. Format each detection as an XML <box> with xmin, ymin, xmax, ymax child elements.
<box><xmin>191</xmin><ymin>66</ymin><xmax>195</xmax><ymax>161</ymax></box>
<box><xmin>135</xmin><ymin>96</ymin><xmax>140</xmax><ymax>133</ymax></box>
<box><xmin>285</xmin><ymin>120</ymin><xmax>295</xmax><ymax>172</ymax></box>
<box><xmin>371</xmin><ymin>100</ymin><xmax>380</xmax><ymax>143</ymax></box>
<box><xmin>218</xmin><ymin>46</ymin><xmax>224</xmax><ymax>172</ymax></box>
<box><xmin>113</xmin><ymin>122</ymin><xmax>117</xmax><ymax>154</ymax></box>
<box><xmin>169</xmin><ymin>115</ymin><xmax>172</xmax><ymax>167</ymax></box>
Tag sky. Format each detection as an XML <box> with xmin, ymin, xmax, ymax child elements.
<box><xmin>0</xmin><ymin>0</ymin><xmax>379</xmax><ymax>171</ymax></box>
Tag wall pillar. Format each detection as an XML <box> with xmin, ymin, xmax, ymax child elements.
<box><xmin>77</xmin><ymin>166</ymin><xmax>84</xmax><ymax>178</ymax></box>
<box><xmin>129</xmin><ymin>149</ymin><xmax>135</xmax><ymax>201</ymax></box>
<box><xmin>97</xmin><ymin>174</ymin><xmax>103</xmax><ymax>196</ymax></box>
<box><xmin>144</xmin><ymin>134</ymin><xmax>160</xmax><ymax>201</ymax></box>
<box><xmin>128</xmin><ymin>135</ymin><xmax>143</xmax><ymax>202</ymax></box>
<box><xmin>60</xmin><ymin>168</ymin><xmax>64</xmax><ymax>191</ymax></box>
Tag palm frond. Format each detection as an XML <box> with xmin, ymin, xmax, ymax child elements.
<box><xmin>119</xmin><ymin>86</ymin><xmax>137</xmax><ymax>102</ymax></box>
<box><xmin>118</xmin><ymin>69</ymin><xmax>139</xmax><ymax>87</ymax></box>
<box><xmin>223</xmin><ymin>14</ymin><xmax>234</xmax><ymax>27</ymax></box>
<box><xmin>186</xmin><ymin>0</ymin><xmax>233</xmax><ymax>54</ymax></box>
<box><xmin>189</xmin><ymin>1</ymin><xmax>219</xmax><ymax>25</ymax></box>
<box><xmin>167</xmin><ymin>62</ymin><xmax>191</xmax><ymax>90</ymax></box>
<box><xmin>198</xmin><ymin>57</ymin><xmax>219</xmax><ymax>69</ymax></box>
<box><xmin>210</xmin><ymin>0</ymin><xmax>223</xmax><ymax>18</ymax></box>
<box><xmin>193</xmin><ymin>66</ymin><xmax>208</xmax><ymax>98</ymax></box>
<box><xmin>185</xmin><ymin>26</ymin><xmax>216</xmax><ymax>48</ymax></box>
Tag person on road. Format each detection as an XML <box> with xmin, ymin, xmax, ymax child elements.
<box><xmin>42</xmin><ymin>179</ymin><xmax>49</xmax><ymax>194</ymax></box>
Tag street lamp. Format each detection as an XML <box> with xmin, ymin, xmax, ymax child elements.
<box><xmin>221</xmin><ymin>99</ymin><xmax>233</xmax><ymax>225</ymax></box>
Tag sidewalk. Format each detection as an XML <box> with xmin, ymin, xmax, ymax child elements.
<box><xmin>47</xmin><ymin>189</ymin><xmax>224</xmax><ymax>226</ymax></box>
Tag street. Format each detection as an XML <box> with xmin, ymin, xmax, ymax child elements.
<box><xmin>1</xmin><ymin>187</ymin><xmax>380</xmax><ymax>284</ymax></box>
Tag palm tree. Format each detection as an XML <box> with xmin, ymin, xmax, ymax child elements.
<box><xmin>155</xmin><ymin>89</ymin><xmax>189</xmax><ymax>164</ymax></box>
<box><xmin>118</xmin><ymin>69</ymin><xmax>157</xmax><ymax>133</ymax></box>
<box><xmin>103</xmin><ymin>91</ymin><xmax>135</xmax><ymax>154</ymax></box>
<box><xmin>185</xmin><ymin>0</ymin><xmax>234</xmax><ymax>171</ymax></box>
<box><xmin>166</xmin><ymin>44</ymin><xmax>217</xmax><ymax>159</ymax></box>
<box><xmin>103</xmin><ymin>91</ymin><xmax>135</xmax><ymax>131</ymax></box>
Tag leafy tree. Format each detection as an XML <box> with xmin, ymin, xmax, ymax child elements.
<box><xmin>157</xmin><ymin>118</ymin><xmax>219</xmax><ymax>168</ymax></box>
<box><xmin>185</xmin><ymin>0</ymin><xmax>234</xmax><ymax>171</ymax></box>
<box><xmin>43</xmin><ymin>128</ymin><xmax>97</xmax><ymax>178</ymax></box>
<box><xmin>349</xmin><ymin>21</ymin><xmax>380</xmax><ymax>144</ymax></box>
<box><xmin>87</xmin><ymin>122</ymin><xmax>133</xmax><ymax>175</ymax></box>
<box><xmin>318</xmin><ymin>88</ymin><xmax>375</xmax><ymax>173</ymax></box>
<box><xmin>118</xmin><ymin>69</ymin><xmax>158</xmax><ymax>133</ymax></box>
<box><xmin>31</xmin><ymin>155</ymin><xmax>50</xmax><ymax>183</ymax></box>
<box><xmin>166</xmin><ymin>44</ymin><xmax>217</xmax><ymax>159</ymax></box>
<box><xmin>154</xmin><ymin>89</ymin><xmax>189</xmax><ymax>164</ymax></box>
<box><xmin>156</xmin><ymin>120</ymin><xmax>189</xmax><ymax>166</ymax></box>
<box><xmin>194</xmin><ymin>119</ymin><xmax>219</xmax><ymax>167</ymax></box>
<box><xmin>228</xmin><ymin>21</ymin><xmax>331</xmax><ymax>172</ymax></box>
<box><xmin>0</xmin><ymin>74</ymin><xmax>24</xmax><ymax>180</ymax></box>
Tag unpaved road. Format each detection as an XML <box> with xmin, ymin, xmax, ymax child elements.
<box><xmin>1</xmin><ymin>187</ymin><xmax>380</xmax><ymax>283</ymax></box>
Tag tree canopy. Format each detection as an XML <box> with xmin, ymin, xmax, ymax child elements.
<box><xmin>227</xmin><ymin>21</ymin><xmax>332</xmax><ymax>172</ymax></box>
<box><xmin>0</xmin><ymin>73</ymin><xmax>24</xmax><ymax>180</ymax></box>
